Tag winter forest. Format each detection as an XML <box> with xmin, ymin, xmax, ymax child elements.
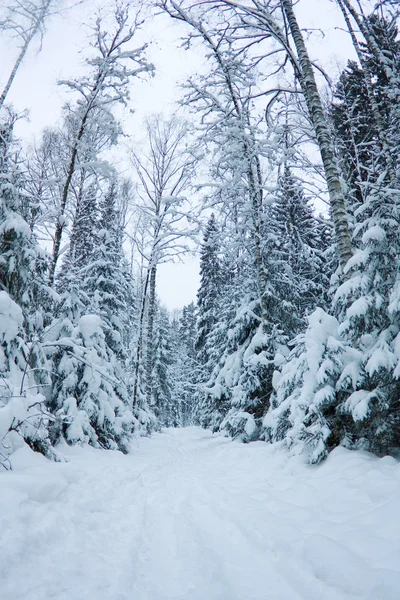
<box><xmin>2</xmin><ymin>0</ymin><xmax>400</xmax><ymax>466</ymax></box>
<box><xmin>2</xmin><ymin>0</ymin><xmax>400</xmax><ymax>597</ymax></box>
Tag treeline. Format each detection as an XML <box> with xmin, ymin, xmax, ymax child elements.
<box><xmin>1</xmin><ymin>0</ymin><xmax>400</xmax><ymax>467</ymax></box>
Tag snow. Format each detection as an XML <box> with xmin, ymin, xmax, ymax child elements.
<box><xmin>362</xmin><ymin>225</ymin><xmax>387</xmax><ymax>244</ymax></box>
<box><xmin>1</xmin><ymin>427</ymin><xmax>400</xmax><ymax>600</ymax></box>
<box><xmin>342</xmin><ymin>389</ymin><xmax>374</xmax><ymax>421</ymax></box>
<box><xmin>79</xmin><ymin>314</ymin><xmax>102</xmax><ymax>344</ymax></box>
<box><xmin>0</xmin><ymin>290</ymin><xmax>23</xmax><ymax>343</ymax></box>
<box><xmin>346</xmin><ymin>296</ymin><xmax>370</xmax><ymax>319</ymax></box>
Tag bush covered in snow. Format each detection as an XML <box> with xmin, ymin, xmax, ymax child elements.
<box><xmin>0</xmin><ymin>292</ymin><xmax>53</xmax><ymax>467</ymax></box>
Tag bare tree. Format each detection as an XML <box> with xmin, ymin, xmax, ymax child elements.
<box><xmin>0</xmin><ymin>0</ymin><xmax>56</xmax><ymax>109</ymax></box>
<box><xmin>130</xmin><ymin>115</ymin><xmax>198</xmax><ymax>407</ymax></box>
<box><xmin>161</xmin><ymin>1</ymin><xmax>274</xmax><ymax>329</ymax></box>
<box><xmin>47</xmin><ymin>2</ymin><xmax>153</xmax><ymax>286</ymax></box>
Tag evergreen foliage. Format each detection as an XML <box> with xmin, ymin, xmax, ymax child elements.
<box><xmin>195</xmin><ymin>214</ymin><xmax>220</xmax><ymax>366</ymax></box>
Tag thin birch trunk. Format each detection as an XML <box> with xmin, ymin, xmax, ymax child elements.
<box><xmin>48</xmin><ymin>116</ymin><xmax>87</xmax><ymax>287</ymax></box>
<box><xmin>339</xmin><ymin>0</ymin><xmax>393</xmax><ymax>81</ymax></box>
<box><xmin>336</xmin><ymin>0</ymin><xmax>397</xmax><ymax>185</ymax></box>
<box><xmin>146</xmin><ymin>264</ymin><xmax>157</xmax><ymax>402</ymax></box>
<box><xmin>132</xmin><ymin>269</ymin><xmax>150</xmax><ymax>408</ymax></box>
<box><xmin>0</xmin><ymin>0</ymin><xmax>52</xmax><ymax>110</ymax></box>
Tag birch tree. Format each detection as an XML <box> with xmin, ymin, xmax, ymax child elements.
<box><xmin>0</xmin><ymin>0</ymin><xmax>57</xmax><ymax>109</ymax></box>
<box><xmin>48</xmin><ymin>2</ymin><xmax>153</xmax><ymax>286</ymax></box>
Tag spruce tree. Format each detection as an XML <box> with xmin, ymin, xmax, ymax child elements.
<box><xmin>151</xmin><ymin>307</ymin><xmax>176</xmax><ymax>426</ymax></box>
<box><xmin>195</xmin><ymin>214</ymin><xmax>221</xmax><ymax>366</ymax></box>
<box><xmin>85</xmin><ymin>183</ymin><xmax>132</xmax><ymax>358</ymax></box>
<box><xmin>46</xmin><ymin>181</ymin><xmax>143</xmax><ymax>451</ymax></box>
<box><xmin>268</xmin><ymin>168</ymin><xmax>331</xmax><ymax>321</ymax></box>
<box><xmin>0</xmin><ymin>115</ymin><xmax>53</xmax><ymax>461</ymax></box>
<box><xmin>174</xmin><ymin>303</ymin><xmax>199</xmax><ymax>426</ymax></box>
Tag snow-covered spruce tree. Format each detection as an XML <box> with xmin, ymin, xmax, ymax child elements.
<box><xmin>324</xmin><ymin>9</ymin><xmax>400</xmax><ymax>456</ymax></box>
<box><xmin>0</xmin><ymin>114</ymin><xmax>50</xmax><ymax>318</ymax></box>
<box><xmin>211</xmin><ymin>177</ymin><xmax>330</xmax><ymax>443</ymax></box>
<box><xmin>46</xmin><ymin>179</ymin><xmax>143</xmax><ymax>451</ymax></box>
<box><xmin>0</xmin><ymin>114</ymin><xmax>54</xmax><ymax>462</ymax></box>
<box><xmin>268</xmin><ymin>167</ymin><xmax>331</xmax><ymax>318</ymax></box>
<box><xmin>45</xmin><ymin>313</ymin><xmax>137</xmax><ymax>453</ymax></box>
<box><xmin>263</xmin><ymin>308</ymin><xmax>357</xmax><ymax>464</ymax></box>
<box><xmin>196</xmin><ymin>169</ymin><xmax>330</xmax><ymax>440</ymax></box>
<box><xmin>84</xmin><ymin>183</ymin><xmax>131</xmax><ymax>354</ymax></box>
<box><xmin>266</xmin><ymin>170</ymin><xmax>400</xmax><ymax>460</ymax></box>
<box><xmin>196</xmin><ymin>220</ymin><xmax>278</xmax><ymax>441</ymax></box>
<box><xmin>195</xmin><ymin>249</ymin><xmax>241</xmax><ymax>431</ymax></box>
<box><xmin>56</xmin><ymin>180</ymin><xmax>98</xmax><ymax>305</ymax></box>
<box><xmin>195</xmin><ymin>213</ymin><xmax>221</xmax><ymax>368</ymax></box>
<box><xmin>332</xmin><ymin>11</ymin><xmax>400</xmax><ymax>453</ymax></box>
<box><xmin>86</xmin><ymin>182</ymin><xmax>157</xmax><ymax>434</ymax></box>
<box><xmin>0</xmin><ymin>291</ymin><xmax>54</xmax><ymax>467</ymax></box>
<box><xmin>174</xmin><ymin>302</ymin><xmax>200</xmax><ymax>426</ymax></box>
<box><xmin>151</xmin><ymin>307</ymin><xmax>177</xmax><ymax>426</ymax></box>
<box><xmin>331</xmin><ymin>7</ymin><xmax>400</xmax><ymax>208</ymax></box>
<box><xmin>331</xmin><ymin>60</ymin><xmax>375</xmax><ymax>212</ymax></box>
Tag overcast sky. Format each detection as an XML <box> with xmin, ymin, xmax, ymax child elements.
<box><xmin>0</xmin><ymin>0</ymin><xmax>357</xmax><ymax>310</ymax></box>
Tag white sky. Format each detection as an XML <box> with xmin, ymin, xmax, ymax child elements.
<box><xmin>0</xmin><ymin>0</ymin><xmax>357</xmax><ymax>310</ymax></box>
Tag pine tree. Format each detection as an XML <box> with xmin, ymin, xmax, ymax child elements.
<box><xmin>151</xmin><ymin>307</ymin><xmax>176</xmax><ymax>426</ymax></box>
<box><xmin>46</xmin><ymin>313</ymin><xmax>137</xmax><ymax>453</ymax></box>
<box><xmin>46</xmin><ymin>179</ymin><xmax>149</xmax><ymax>451</ymax></box>
<box><xmin>195</xmin><ymin>214</ymin><xmax>221</xmax><ymax>366</ymax></box>
<box><xmin>268</xmin><ymin>168</ymin><xmax>331</xmax><ymax>321</ymax></box>
<box><xmin>264</xmin><ymin>308</ymin><xmax>355</xmax><ymax>464</ymax></box>
<box><xmin>56</xmin><ymin>180</ymin><xmax>98</xmax><ymax>311</ymax></box>
<box><xmin>0</xmin><ymin>115</ymin><xmax>53</xmax><ymax>463</ymax></box>
<box><xmin>174</xmin><ymin>303</ymin><xmax>199</xmax><ymax>426</ymax></box>
<box><xmin>0</xmin><ymin>116</ymin><xmax>49</xmax><ymax>319</ymax></box>
<box><xmin>85</xmin><ymin>183</ymin><xmax>132</xmax><ymax>358</ymax></box>
<box><xmin>332</xmin><ymin>12</ymin><xmax>400</xmax><ymax>455</ymax></box>
<box><xmin>0</xmin><ymin>291</ymin><xmax>54</xmax><ymax>467</ymax></box>
<box><xmin>331</xmin><ymin>61</ymin><xmax>376</xmax><ymax>210</ymax></box>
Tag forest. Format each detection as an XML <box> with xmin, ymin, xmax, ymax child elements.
<box><xmin>1</xmin><ymin>0</ymin><xmax>400</xmax><ymax>469</ymax></box>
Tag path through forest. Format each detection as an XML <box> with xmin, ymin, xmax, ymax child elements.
<box><xmin>2</xmin><ymin>427</ymin><xmax>400</xmax><ymax>600</ymax></box>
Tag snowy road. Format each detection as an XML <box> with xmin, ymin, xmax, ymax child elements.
<box><xmin>1</xmin><ymin>427</ymin><xmax>400</xmax><ymax>600</ymax></box>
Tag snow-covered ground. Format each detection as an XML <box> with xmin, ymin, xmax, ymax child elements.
<box><xmin>1</xmin><ymin>427</ymin><xmax>400</xmax><ymax>600</ymax></box>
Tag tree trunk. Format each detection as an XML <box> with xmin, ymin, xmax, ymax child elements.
<box><xmin>0</xmin><ymin>0</ymin><xmax>52</xmax><ymax>110</ymax></box>
<box><xmin>48</xmin><ymin>115</ymin><xmax>87</xmax><ymax>287</ymax></box>
<box><xmin>146</xmin><ymin>264</ymin><xmax>157</xmax><ymax>403</ymax></box>
<box><xmin>281</xmin><ymin>0</ymin><xmax>352</xmax><ymax>269</ymax></box>
<box><xmin>132</xmin><ymin>269</ymin><xmax>150</xmax><ymax>408</ymax></box>
<box><xmin>339</xmin><ymin>0</ymin><xmax>393</xmax><ymax>81</ymax></box>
